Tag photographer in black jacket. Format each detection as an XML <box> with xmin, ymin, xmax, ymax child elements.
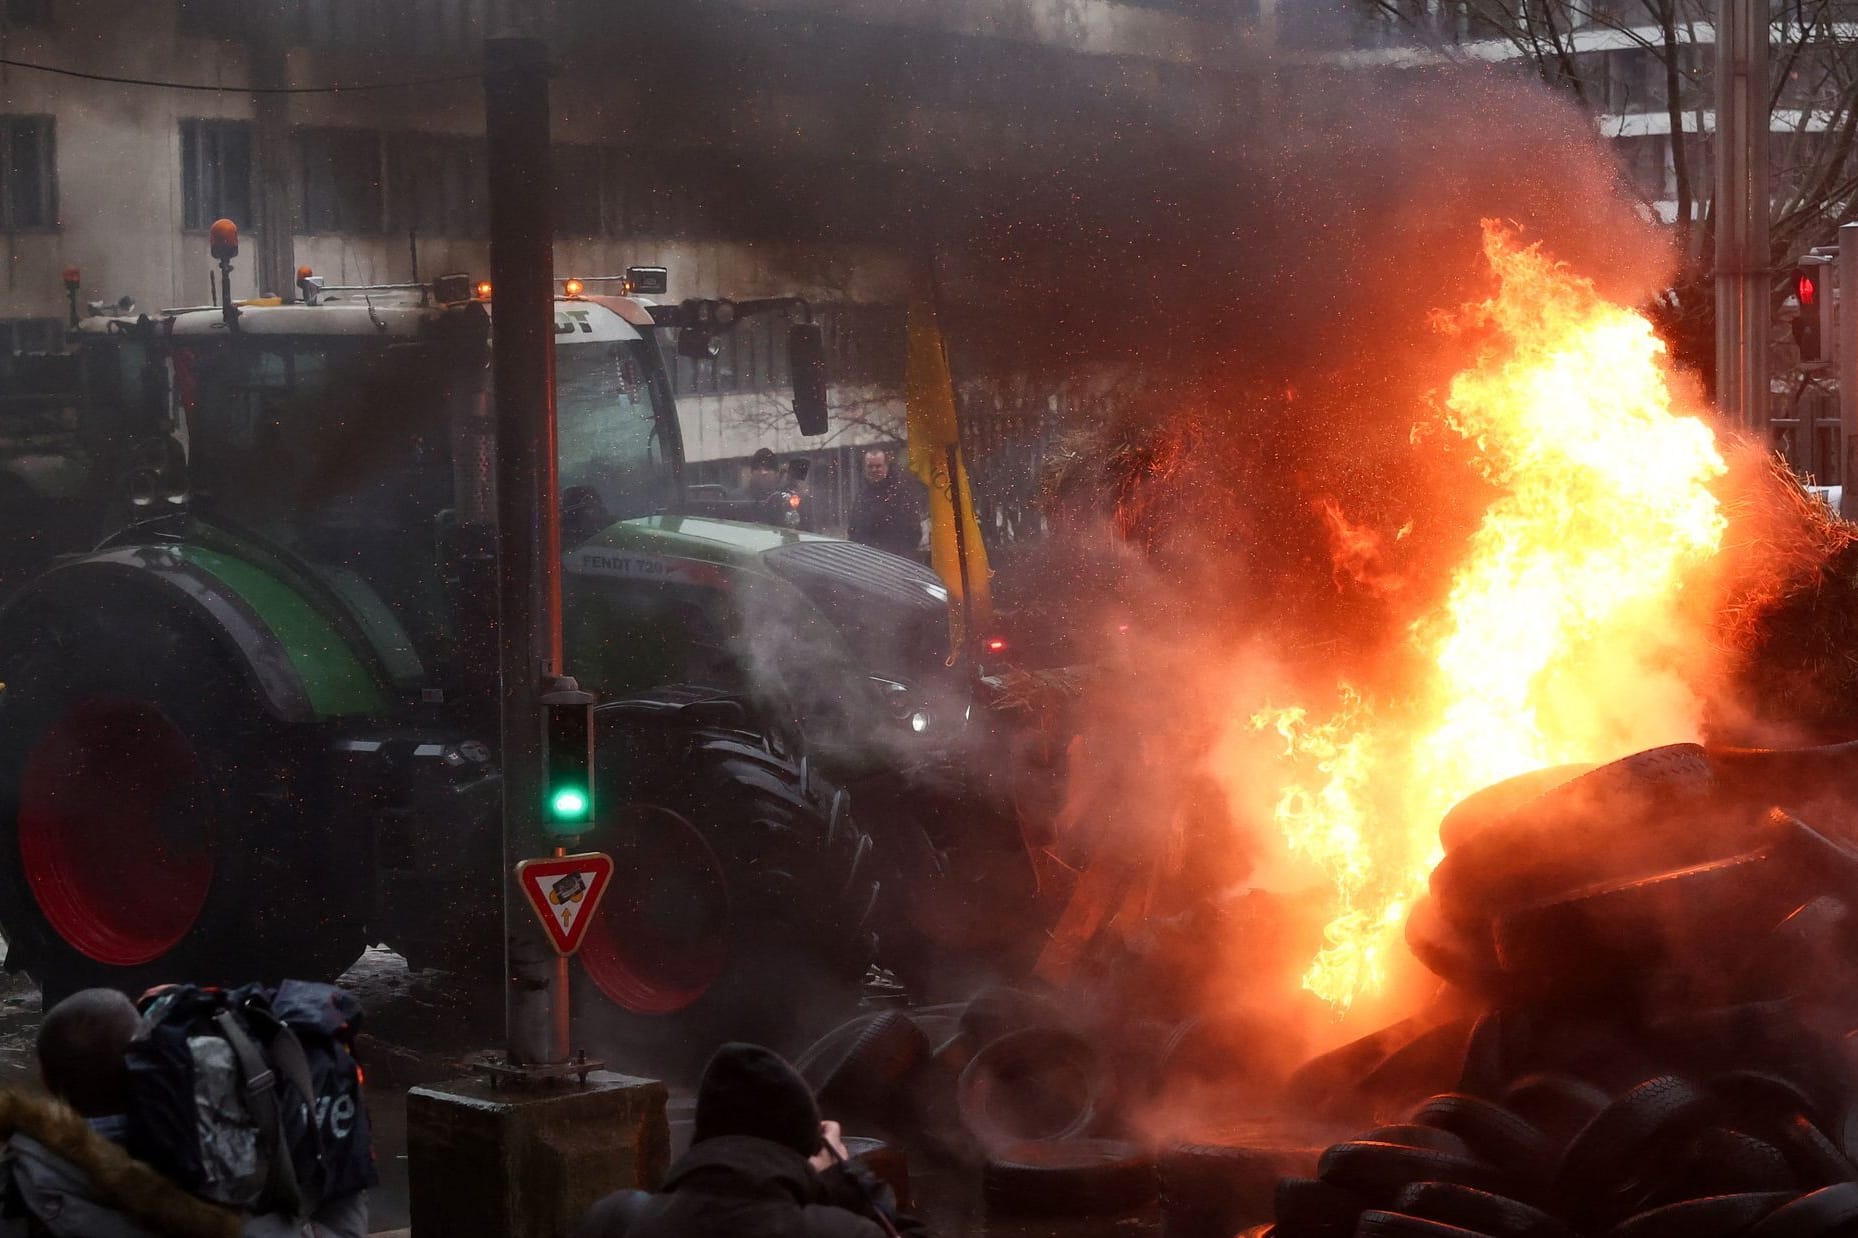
<box><xmin>572</xmin><ymin>1043</ymin><xmax>923</xmax><ymax>1238</ymax></box>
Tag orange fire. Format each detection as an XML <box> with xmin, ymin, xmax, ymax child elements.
<box><xmin>1253</xmin><ymin>221</ymin><xmax>1727</xmax><ymax>1009</ymax></box>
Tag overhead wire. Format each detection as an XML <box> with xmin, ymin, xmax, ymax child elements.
<box><xmin>0</xmin><ymin>55</ymin><xmax>479</xmax><ymax>94</ymax></box>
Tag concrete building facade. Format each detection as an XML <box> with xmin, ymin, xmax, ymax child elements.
<box><xmin>0</xmin><ymin>0</ymin><xmax>1252</xmax><ymax>520</ymax></box>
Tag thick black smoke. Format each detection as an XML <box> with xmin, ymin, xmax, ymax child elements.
<box><xmin>565</xmin><ymin>3</ymin><xmax>1698</xmax><ymax>1074</ymax></box>
<box><xmin>582</xmin><ymin>2</ymin><xmax>1669</xmax><ymax>659</ymax></box>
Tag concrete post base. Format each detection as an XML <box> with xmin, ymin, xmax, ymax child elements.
<box><xmin>407</xmin><ymin>1071</ymin><xmax>669</xmax><ymax>1238</ymax></box>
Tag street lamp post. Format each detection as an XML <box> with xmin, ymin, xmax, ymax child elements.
<box><xmin>1714</xmin><ymin>0</ymin><xmax>1770</xmax><ymax>435</ymax></box>
<box><xmin>483</xmin><ymin>34</ymin><xmax>568</xmax><ymax>1067</ymax></box>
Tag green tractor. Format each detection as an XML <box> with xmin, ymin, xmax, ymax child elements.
<box><xmin>0</xmin><ymin>264</ymin><xmax>1039</xmax><ymax>1060</ymax></box>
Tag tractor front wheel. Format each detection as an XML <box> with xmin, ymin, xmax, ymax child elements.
<box><xmin>574</xmin><ymin>721</ymin><xmax>880</xmax><ymax>1074</ymax></box>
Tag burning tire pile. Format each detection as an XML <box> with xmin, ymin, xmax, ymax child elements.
<box><xmin>1278</xmin><ymin>741</ymin><xmax>1858</xmax><ymax>1238</ymax></box>
<box><xmin>793</xmin><ymin>740</ymin><xmax>1858</xmax><ymax>1237</ymax></box>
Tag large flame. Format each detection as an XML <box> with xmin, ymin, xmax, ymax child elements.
<box><xmin>1256</xmin><ymin>221</ymin><xmax>1728</xmax><ymax>1009</ymax></box>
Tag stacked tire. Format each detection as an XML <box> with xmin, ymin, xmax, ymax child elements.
<box><xmin>790</xmin><ymin>986</ymin><xmax>1161</xmax><ymax>1221</ymax></box>
<box><xmin>1284</xmin><ymin>1057</ymin><xmax>1858</xmax><ymax>1238</ymax></box>
<box><xmin>1256</xmin><ymin>742</ymin><xmax>1858</xmax><ymax>1238</ymax></box>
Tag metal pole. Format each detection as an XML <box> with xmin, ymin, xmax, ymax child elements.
<box><xmin>943</xmin><ymin>442</ymin><xmax>976</xmax><ymax>667</ymax></box>
<box><xmin>552</xmin><ymin>847</ymin><xmax>571</xmax><ymax>1063</ymax></box>
<box><xmin>1838</xmin><ymin>222</ymin><xmax>1858</xmax><ymax>517</ymax></box>
<box><xmin>251</xmin><ymin>0</ymin><xmax>294</xmax><ymax>300</ymax></box>
<box><xmin>1714</xmin><ymin>0</ymin><xmax>1769</xmax><ymax>433</ymax></box>
<box><xmin>485</xmin><ymin>35</ymin><xmax>566</xmax><ymax>1067</ymax></box>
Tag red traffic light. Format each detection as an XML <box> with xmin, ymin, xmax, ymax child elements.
<box><xmin>1798</xmin><ymin>270</ymin><xmax>1819</xmax><ymax>305</ymax></box>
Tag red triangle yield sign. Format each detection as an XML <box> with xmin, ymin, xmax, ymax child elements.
<box><xmin>516</xmin><ymin>852</ymin><xmax>615</xmax><ymax>955</ymax></box>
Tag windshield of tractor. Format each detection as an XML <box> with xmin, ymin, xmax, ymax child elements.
<box><xmin>177</xmin><ymin>336</ymin><xmax>455</xmax><ymax>541</ymax></box>
<box><xmin>554</xmin><ymin>329</ymin><xmax>679</xmax><ymax>536</ymax></box>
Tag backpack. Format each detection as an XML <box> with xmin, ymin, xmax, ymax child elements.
<box><xmin>123</xmin><ymin>980</ymin><xmax>377</xmax><ymax>1215</ymax></box>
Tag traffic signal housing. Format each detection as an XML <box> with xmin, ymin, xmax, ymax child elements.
<box><xmin>1795</xmin><ymin>257</ymin><xmax>1834</xmax><ymax>362</ymax></box>
<box><xmin>541</xmin><ymin>680</ymin><xmax>597</xmax><ymax>837</ymax></box>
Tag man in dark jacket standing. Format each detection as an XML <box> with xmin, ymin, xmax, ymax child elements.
<box><xmin>848</xmin><ymin>448</ymin><xmax>922</xmax><ymax>557</ymax></box>
<box><xmin>572</xmin><ymin>1043</ymin><xmax>921</xmax><ymax>1238</ymax></box>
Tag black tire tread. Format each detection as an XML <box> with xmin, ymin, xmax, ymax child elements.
<box><xmin>1318</xmin><ymin>1142</ymin><xmax>1505</xmax><ymax>1197</ymax></box>
<box><xmin>631</xmin><ymin>722</ymin><xmax>880</xmax><ymax>973</ymax></box>
<box><xmin>982</xmin><ymin>1138</ymin><xmax>1156</xmax><ymax>1216</ymax></box>
<box><xmin>1554</xmin><ymin>1076</ymin><xmax>1713</xmax><ymax>1196</ymax></box>
<box><xmin>1391</xmin><ymin>1182</ymin><xmax>1568</xmax><ymax>1238</ymax></box>
<box><xmin>1609</xmin><ymin>1191</ymin><xmax>1791</xmax><ymax>1238</ymax></box>
<box><xmin>1356</xmin><ymin>1210</ymin><xmax>1496</xmax><ymax>1238</ymax></box>
<box><xmin>1413</xmin><ymin>1095</ymin><xmax>1553</xmax><ymax>1174</ymax></box>
<box><xmin>1365</xmin><ymin>1126</ymin><xmax>1474</xmax><ymax>1158</ymax></box>
<box><xmin>1747</xmin><ymin>1183</ymin><xmax>1858</xmax><ymax>1238</ymax></box>
<box><xmin>578</xmin><ymin>715</ymin><xmax>881</xmax><ymax>1060</ymax></box>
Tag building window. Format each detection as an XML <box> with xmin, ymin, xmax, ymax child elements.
<box><xmin>823</xmin><ymin>304</ymin><xmax>905</xmax><ymax>387</ymax></box>
<box><xmin>0</xmin><ymin>318</ymin><xmax>60</xmax><ymax>354</ymax></box>
<box><xmin>553</xmin><ymin>147</ymin><xmax>906</xmax><ymax>244</ymax></box>
<box><xmin>2</xmin><ymin>0</ymin><xmax>52</xmax><ymax>26</ymax></box>
<box><xmin>0</xmin><ymin>116</ymin><xmax>55</xmax><ymax>230</ymax></box>
<box><xmin>176</xmin><ymin>0</ymin><xmax>249</xmax><ymax>36</ymax></box>
<box><xmin>180</xmin><ymin>119</ymin><xmax>253</xmax><ymax>231</ymax></box>
<box><xmin>286</xmin><ymin>0</ymin><xmax>475</xmax><ymax>52</ymax></box>
<box><xmin>1617</xmin><ymin>134</ymin><xmax>1671</xmax><ymax>200</ymax></box>
<box><xmin>296</xmin><ymin>128</ymin><xmax>383</xmax><ymax>234</ymax></box>
<box><xmin>1599</xmin><ymin>47</ymin><xmax>1664</xmax><ymax>114</ymax></box>
<box><xmin>386</xmin><ymin>133</ymin><xmax>484</xmax><ymax>237</ymax></box>
<box><xmin>0</xmin><ymin>317</ymin><xmax>64</xmax><ymax>390</ymax></box>
<box><xmin>554</xmin><ymin>145</ymin><xmax>617</xmax><ymax>237</ymax></box>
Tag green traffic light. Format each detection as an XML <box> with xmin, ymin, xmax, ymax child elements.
<box><xmin>549</xmin><ymin>787</ymin><xmax>589</xmax><ymax>820</ymax></box>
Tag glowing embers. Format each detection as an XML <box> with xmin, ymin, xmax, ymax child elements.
<box><xmin>1256</xmin><ymin>222</ymin><xmax>1727</xmax><ymax>1010</ymax></box>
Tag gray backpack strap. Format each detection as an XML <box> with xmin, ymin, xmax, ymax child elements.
<box><xmin>266</xmin><ymin>1026</ymin><xmax>317</xmax><ymax>1115</ymax></box>
<box><xmin>266</xmin><ymin>1024</ymin><xmax>326</xmax><ymax>1212</ymax></box>
<box><xmin>213</xmin><ymin>1009</ymin><xmax>305</xmax><ymax>1217</ymax></box>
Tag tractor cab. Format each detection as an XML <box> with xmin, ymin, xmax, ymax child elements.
<box><xmin>55</xmin><ymin>260</ymin><xmax>947</xmax><ymax>751</ymax></box>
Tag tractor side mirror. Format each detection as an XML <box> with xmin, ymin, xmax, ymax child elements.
<box><xmin>789</xmin><ymin>322</ymin><xmax>828</xmax><ymax>437</ymax></box>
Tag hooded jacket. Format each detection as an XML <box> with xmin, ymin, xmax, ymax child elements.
<box><xmin>573</xmin><ymin>1043</ymin><xmax>921</xmax><ymax>1238</ymax></box>
<box><xmin>571</xmin><ymin>1136</ymin><xmax>895</xmax><ymax>1238</ymax></box>
<box><xmin>0</xmin><ymin>1092</ymin><xmax>367</xmax><ymax>1238</ymax></box>
<box><xmin>0</xmin><ymin>1090</ymin><xmax>240</xmax><ymax>1238</ymax></box>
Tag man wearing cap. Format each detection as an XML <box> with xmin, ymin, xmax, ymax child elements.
<box><xmin>572</xmin><ymin>1042</ymin><xmax>923</xmax><ymax>1238</ymax></box>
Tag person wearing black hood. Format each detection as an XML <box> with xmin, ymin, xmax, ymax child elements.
<box><xmin>572</xmin><ymin>1043</ymin><xmax>923</xmax><ymax>1238</ymax></box>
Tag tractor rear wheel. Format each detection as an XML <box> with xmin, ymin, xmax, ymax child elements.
<box><xmin>574</xmin><ymin>719</ymin><xmax>880</xmax><ymax>1074</ymax></box>
<box><xmin>0</xmin><ymin>606</ymin><xmax>367</xmax><ymax>1000</ymax></box>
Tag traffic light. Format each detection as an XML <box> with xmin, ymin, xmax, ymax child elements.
<box><xmin>1795</xmin><ymin>259</ymin><xmax>1834</xmax><ymax>362</ymax></box>
<box><xmin>541</xmin><ymin>681</ymin><xmax>596</xmax><ymax>836</ymax></box>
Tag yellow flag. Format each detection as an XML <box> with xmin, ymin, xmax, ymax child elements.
<box><xmin>904</xmin><ymin>298</ymin><xmax>992</xmax><ymax>655</ymax></box>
